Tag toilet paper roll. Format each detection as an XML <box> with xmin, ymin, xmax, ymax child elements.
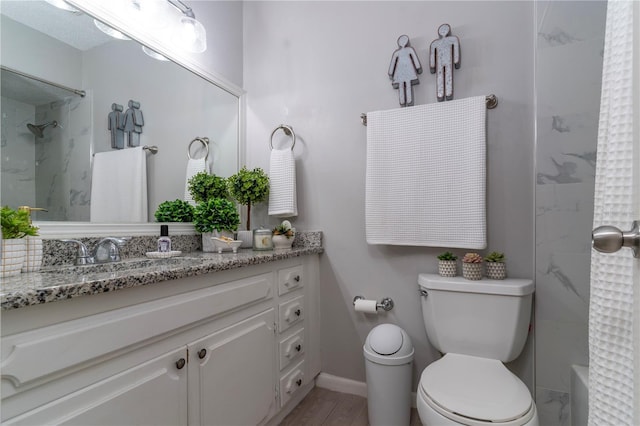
<box><xmin>354</xmin><ymin>299</ymin><xmax>378</xmax><ymax>314</ymax></box>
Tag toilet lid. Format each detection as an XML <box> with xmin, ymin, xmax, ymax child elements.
<box><xmin>420</xmin><ymin>353</ymin><xmax>532</xmax><ymax>422</ymax></box>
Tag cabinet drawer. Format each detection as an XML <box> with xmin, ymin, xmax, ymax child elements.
<box><xmin>279</xmin><ymin>328</ymin><xmax>304</xmax><ymax>371</ymax></box>
<box><xmin>279</xmin><ymin>360</ymin><xmax>304</xmax><ymax>408</ymax></box>
<box><xmin>278</xmin><ymin>296</ymin><xmax>304</xmax><ymax>333</ymax></box>
<box><xmin>277</xmin><ymin>266</ymin><xmax>303</xmax><ymax>295</ymax></box>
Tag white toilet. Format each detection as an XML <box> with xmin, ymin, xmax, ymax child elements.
<box><xmin>416</xmin><ymin>274</ymin><xmax>539</xmax><ymax>426</ymax></box>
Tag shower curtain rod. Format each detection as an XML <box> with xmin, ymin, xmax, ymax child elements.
<box><xmin>1</xmin><ymin>65</ymin><xmax>86</xmax><ymax>98</ymax></box>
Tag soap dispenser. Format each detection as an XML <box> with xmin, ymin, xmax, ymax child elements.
<box><xmin>18</xmin><ymin>206</ymin><xmax>46</xmax><ymax>272</ymax></box>
<box><xmin>158</xmin><ymin>225</ymin><xmax>172</xmax><ymax>252</ymax></box>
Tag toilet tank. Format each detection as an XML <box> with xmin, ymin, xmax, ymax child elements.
<box><xmin>418</xmin><ymin>274</ymin><xmax>534</xmax><ymax>362</ymax></box>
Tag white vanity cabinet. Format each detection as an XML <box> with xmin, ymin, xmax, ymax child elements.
<box><xmin>1</xmin><ymin>255</ymin><xmax>321</xmax><ymax>425</ymax></box>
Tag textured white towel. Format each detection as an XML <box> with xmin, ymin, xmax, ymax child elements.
<box><xmin>366</xmin><ymin>96</ymin><xmax>486</xmax><ymax>248</ymax></box>
<box><xmin>588</xmin><ymin>2</ymin><xmax>636</xmax><ymax>425</ymax></box>
<box><xmin>90</xmin><ymin>147</ymin><xmax>147</xmax><ymax>222</ymax></box>
<box><xmin>268</xmin><ymin>148</ymin><xmax>297</xmax><ymax>217</ymax></box>
<box><xmin>184</xmin><ymin>158</ymin><xmax>207</xmax><ymax>206</ymax></box>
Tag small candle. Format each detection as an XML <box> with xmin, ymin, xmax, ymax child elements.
<box><xmin>253</xmin><ymin>229</ymin><xmax>273</xmax><ymax>250</ymax></box>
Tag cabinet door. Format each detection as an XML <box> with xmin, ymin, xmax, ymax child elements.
<box><xmin>188</xmin><ymin>309</ymin><xmax>276</xmax><ymax>426</ymax></box>
<box><xmin>4</xmin><ymin>347</ymin><xmax>188</xmax><ymax>426</ymax></box>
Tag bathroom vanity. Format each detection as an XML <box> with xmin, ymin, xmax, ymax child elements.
<box><xmin>1</xmin><ymin>248</ymin><xmax>322</xmax><ymax>425</ymax></box>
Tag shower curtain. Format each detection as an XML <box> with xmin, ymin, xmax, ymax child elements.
<box><xmin>588</xmin><ymin>1</ymin><xmax>638</xmax><ymax>425</ymax></box>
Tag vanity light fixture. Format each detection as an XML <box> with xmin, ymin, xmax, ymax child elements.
<box><xmin>167</xmin><ymin>0</ymin><xmax>207</xmax><ymax>53</ymax></box>
<box><xmin>44</xmin><ymin>0</ymin><xmax>80</xmax><ymax>13</ymax></box>
<box><xmin>141</xmin><ymin>45</ymin><xmax>170</xmax><ymax>61</ymax></box>
<box><xmin>93</xmin><ymin>19</ymin><xmax>131</xmax><ymax>41</ymax></box>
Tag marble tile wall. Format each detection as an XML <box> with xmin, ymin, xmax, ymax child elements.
<box><xmin>535</xmin><ymin>2</ymin><xmax>606</xmax><ymax>425</ymax></box>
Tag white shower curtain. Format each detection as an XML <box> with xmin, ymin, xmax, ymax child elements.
<box><xmin>588</xmin><ymin>1</ymin><xmax>638</xmax><ymax>425</ymax></box>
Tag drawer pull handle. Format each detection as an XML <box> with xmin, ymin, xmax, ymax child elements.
<box><xmin>294</xmin><ymin>309</ymin><xmax>301</xmax><ymax>316</ymax></box>
<box><xmin>176</xmin><ymin>358</ymin><xmax>186</xmax><ymax>370</ymax></box>
<box><xmin>295</xmin><ymin>344</ymin><xmax>302</xmax><ymax>352</ymax></box>
<box><xmin>296</xmin><ymin>378</ymin><xmax>302</xmax><ymax>386</ymax></box>
<box><xmin>198</xmin><ymin>349</ymin><xmax>207</xmax><ymax>359</ymax></box>
<box><xmin>294</xmin><ymin>275</ymin><xmax>300</xmax><ymax>282</ymax></box>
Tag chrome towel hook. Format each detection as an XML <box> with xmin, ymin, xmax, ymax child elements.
<box><xmin>270</xmin><ymin>124</ymin><xmax>296</xmax><ymax>151</ymax></box>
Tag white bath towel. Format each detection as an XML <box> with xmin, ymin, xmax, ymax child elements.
<box><xmin>90</xmin><ymin>147</ymin><xmax>147</xmax><ymax>222</ymax></box>
<box><xmin>268</xmin><ymin>148</ymin><xmax>297</xmax><ymax>217</ymax></box>
<box><xmin>184</xmin><ymin>158</ymin><xmax>207</xmax><ymax>206</ymax></box>
<box><xmin>366</xmin><ymin>96</ymin><xmax>486</xmax><ymax>248</ymax></box>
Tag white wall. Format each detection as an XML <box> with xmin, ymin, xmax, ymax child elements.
<box><xmin>243</xmin><ymin>1</ymin><xmax>535</xmax><ymax>388</ymax></box>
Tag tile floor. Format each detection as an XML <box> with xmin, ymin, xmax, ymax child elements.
<box><xmin>279</xmin><ymin>387</ymin><xmax>421</xmax><ymax>426</ymax></box>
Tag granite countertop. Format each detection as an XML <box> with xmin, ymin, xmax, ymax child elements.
<box><xmin>1</xmin><ymin>245</ymin><xmax>323</xmax><ymax>311</ymax></box>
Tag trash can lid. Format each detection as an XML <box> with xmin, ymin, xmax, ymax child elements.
<box><xmin>368</xmin><ymin>324</ymin><xmax>405</xmax><ymax>355</ymax></box>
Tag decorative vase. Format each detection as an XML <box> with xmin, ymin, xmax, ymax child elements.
<box><xmin>22</xmin><ymin>236</ymin><xmax>43</xmax><ymax>273</ymax></box>
<box><xmin>485</xmin><ymin>262</ymin><xmax>506</xmax><ymax>280</ymax></box>
<box><xmin>252</xmin><ymin>229</ymin><xmax>273</xmax><ymax>251</ymax></box>
<box><xmin>2</xmin><ymin>239</ymin><xmax>26</xmax><ymax>277</ymax></box>
<box><xmin>202</xmin><ymin>230</ymin><xmax>235</xmax><ymax>252</ymax></box>
<box><xmin>462</xmin><ymin>262</ymin><xmax>482</xmax><ymax>280</ymax></box>
<box><xmin>272</xmin><ymin>235</ymin><xmax>293</xmax><ymax>250</ymax></box>
<box><xmin>438</xmin><ymin>260</ymin><xmax>457</xmax><ymax>277</ymax></box>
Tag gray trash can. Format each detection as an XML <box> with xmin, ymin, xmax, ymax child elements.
<box><xmin>364</xmin><ymin>323</ymin><xmax>414</xmax><ymax>426</ymax></box>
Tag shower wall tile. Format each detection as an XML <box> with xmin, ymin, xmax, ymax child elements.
<box><xmin>534</xmin><ymin>0</ymin><xmax>606</xmax><ymax>396</ymax></box>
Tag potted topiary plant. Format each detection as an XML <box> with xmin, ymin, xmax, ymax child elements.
<box><xmin>462</xmin><ymin>252</ymin><xmax>483</xmax><ymax>280</ymax></box>
<box><xmin>188</xmin><ymin>172</ymin><xmax>229</xmax><ymax>204</ymax></box>
<box><xmin>437</xmin><ymin>251</ymin><xmax>458</xmax><ymax>277</ymax></box>
<box><xmin>272</xmin><ymin>220</ymin><xmax>294</xmax><ymax>250</ymax></box>
<box><xmin>485</xmin><ymin>251</ymin><xmax>506</xmax><ymax>280</ymax></box>
<box><xmin>154</xmin><ymin>199</ymin><xmax>195</xmax><ymax>223</ymax></box>
<box><xmin>1</xmin><ymin>206</ymin><xmax>39</xmax><ymax>277</ymax></box>
<box><xmin>193</xmin><ymin>198</ymin><xmax>239</xmax><ymax>252</ymax></box>
<box><xmin>227</xmin><ymin>166</ymin><xmax>269</xmax><ymax>231</ymax></box>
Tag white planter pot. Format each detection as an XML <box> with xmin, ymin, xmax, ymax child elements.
<box><xmin>2</xmin><ymin>239</ymin><xmax>26</xmax><ymax>277</ymax></box>
<box><xmin>236</xmin><ymin>230</ymin><xmax>253</xmax><ymax>248</ymax></box>
<box><xmin>485</xmin><ymin>262</ymin><xmax>506</xmax><ymax>280</ymax></box>
<box><xmin>462</xmin><ymin>262</ymin><xmax>483</xmax><ymax>280</ymax></box>
<box><xmin>22</xmin><ymin>236</ymin><xmax>43</xmax><ymax>273</ymax></box>
<box><xmin>438</xmin><ymin>260</ymin><xmax>457</xmax><ymax>277</ymax></box>
<box><xmin>272</xmin><ymin>235</ymin><xmax>293</xmax><ymax>250</ymax></box>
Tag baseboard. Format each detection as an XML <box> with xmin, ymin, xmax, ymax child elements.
<box><xmin>314</xmin><ymin>372</ymin><xmax>368</xmax><ymax>398</ymax></box>
<box><xmin>315</xmin><ymin>372</ymin><xmax>418</xmax><ymax>408</ymax></box>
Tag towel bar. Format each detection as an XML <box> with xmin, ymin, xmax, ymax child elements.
<box><xmin>143</xmin><ymin>145</ymin><xmax>158</xmax><ymax>154</ymax></box>
<box><xmin>360</xmin><ymin>94</ymin><xmax>498</xmax><ymax>126</ymax></box>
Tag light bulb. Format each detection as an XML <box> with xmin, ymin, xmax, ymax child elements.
<box><xmin>94</xmin><ymin>19</ymin><xmax>131</xmax><ymax>40</ymax></box>
<box><xmin>176</xmin><ymin>16</ymin><xmax>206</xmax><ymax>53</ymax></box>
<box><xmin>44</xmin><ymin>0</ymin><xmax>80</xmax><ymax>13</ymax></box>
<box><xmin>135</xmin><ymin>0</ymin><xmax>172</xmax><ymax>29</ymax></box>
<box><xmin>142</xmin><ymin>45</ymin><xmax>169</xmax><ymax>61</ymax></box>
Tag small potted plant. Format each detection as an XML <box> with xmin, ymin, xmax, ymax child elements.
<box><xmin>1</xmin><ymin>206</ymin><xmax>39</xmax><ymax>277</ymax></box>
<box><xmin>437</xmin><ymin>251</ymin><xmax>458</xmax><ymax>277</ymax></box>
<box><xmin>193</xmin><ymin>198</ymin><xmax>239</xmax><ymax>252</ymax></box>
<box><xmin>462</xmin><ymin>252</ymin><xmax>483</xmax><ymax>280</ymax></box>
<box><xmin>227</xmin><ymin>166</ymin><xmax>269</xmax><ymax>231</ymax></box>
<box><xmin>485</xmin><ymin>251</ymin><xmax>506</xmax><ymax>280</ymax></box>
<box><xmin>188</xmin><ymin>172</ymin><xmax>229</xmax><ymax>203</ymax></box>
<box><xmin>154</xmin><ymin>199</ymin><xmax>195</xmax><ymax>223</ymax></box>
<box><xmin>272</xmin><ymin>220</ymin><xmax>294</xmax><ymax>250</ymax></box>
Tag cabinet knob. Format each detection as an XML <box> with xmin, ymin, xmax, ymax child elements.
<box><xmin>176</xmin><ymin>358</ymin><xmax>186</xmax><ymax>370</ymax></box>
<box><xmin>294</xmin><ymin>309</ymin><xmax>301</xmax><ymax>316</ymax></box>
<box><xmin>295</xmin><ymin>344</ymin><xmax>302</xmax><ymax>352</ymax></box>
<box><xmin>294</xmin><ymin>275</ymin><xmax>300</xmax><ymax>282</ymax></box>
<box><xmin>296</xmin><ymin>378</ymin><xmax>302</xmax><ymax>386</ymax></box>
<box><xmin>198</xmin><ymin>349</ymin><xmax>207</xmax><ymax>359</ymax></box>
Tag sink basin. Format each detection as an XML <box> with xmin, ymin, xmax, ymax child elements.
<box><xmin>43</xmin><ymin>257</ymin><xmax>201</xmax><ymax>275</ymax></box>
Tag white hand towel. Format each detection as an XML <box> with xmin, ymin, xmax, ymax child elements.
<box><xmin>268</xmin><ymin>148</ymin><xmax>297</xmax><ymax>217</ymax></box>
<box><xmin>365</xmin><ymin>96</ymin><xmax>486</xmax><ymax>248</ymax></box>
<box><xmin>184</xmin><ymin>158</ymin><xmax>207</xmax><ymax>206</ymax></box>
<box><xmin>90</xmin><ymin>147</ymin><xmax>147</xmax><ymax>222</ymax></box>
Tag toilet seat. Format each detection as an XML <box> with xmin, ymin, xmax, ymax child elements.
<box><xmin>419</xmin><ymin>353</ymin><xmax>535</xmax><ymax>425</ymax></box>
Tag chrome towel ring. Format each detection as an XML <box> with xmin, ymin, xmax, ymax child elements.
<box><xmin>188</xmin><ymin>137</ymin><xmax>209</xmax><ymax>160</ymax></box>
<box><xmin>270</xmin><ymin>124</ymin><xmax>296</xmax><ymax>151</ymax></box>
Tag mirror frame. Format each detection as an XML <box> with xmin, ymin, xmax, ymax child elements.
<box><xmin>33</xmin><ymin>0</ymin><xmax>246</xmax><ymax>237</ymax></box>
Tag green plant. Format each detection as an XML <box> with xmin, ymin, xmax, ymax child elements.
<box><xmin>227</xmin><ymin>166</ymin><xmax>270</xmax><ymax>230</ymax></box>
<box><xmin>273</xmin><ymin>221</ymin><xmax>294</xmax><ymax>238</ymax></box>
<box><xmin>193</xmin><ymin>198</ymin><xmax>239</xmax><ymax>233</ymax></box>
<box><xmin>188</xmin><ymin>172</ymin><xmax>229</xmax><ymax>203</ymax></box>
<box><xmin>437</xmin><ymin>251</ymin><xmax>458</xmax><ymax>261</ymax></box>
<box><xmin>1</xmin><ymin>206</ymin><xmax>39</xmax><ymax>239</ymax></box>
<box><xmin>154</xmin><ymin>200</ymin><xmax>195</xmax><ymax>223</ymax></box>
<box><xmin>462</xmin><ymin>252</ymin><xmax>483</xmax><ymax>263</ymax></box>
<box><xmin>485</xmin><ymin>251</ymin><xmax>505</xmax><ymax>263</ymax></box>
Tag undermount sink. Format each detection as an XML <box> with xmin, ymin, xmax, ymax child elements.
<box><xmin>43</xmin><ymin>257</ymin><xmax>201</xmax><ymax>275</ymax></box>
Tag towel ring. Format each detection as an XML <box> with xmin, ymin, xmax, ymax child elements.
<box><xmin>270</xmin><ymin>125</ymin><xmax>296</xmax><ymax>151</ymax></box>
<box><xmin>188</xmin><ymin>137</ymin><xmax>209</xmax><ymax>160</ymax></box>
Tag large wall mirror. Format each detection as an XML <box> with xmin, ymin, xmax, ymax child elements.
<box><xmin>0</xmin><ymin>0</ymin><xmax>241</xmax><ymax>233</ymax></box>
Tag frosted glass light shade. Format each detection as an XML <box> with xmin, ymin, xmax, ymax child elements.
<box><xmin>45</xmin><ymin>0</ymin><xmax>79</xmax><ymax>12</ymax></box>
<box><xmin>94</xmin><ymin>19</ymin><xmax>131</xmax><ymax>40</ymax></box>
<box><xmin>175</xmin><ymin>16</ymin><xmax>207</xmax><ymax>53</ymax></box>
<box><xmin>142</xmin><ymin>45</ymin><xmax>169</xmax><ymax>61</ymax></box>
<box><xmin>135</xmin><ymin>0</ymin><xmax>172</xmax><ymax>29</ymax></box>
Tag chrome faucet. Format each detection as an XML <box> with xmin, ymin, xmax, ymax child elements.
<box><xmin>61</xmin><ymin>237</ymin><xmax>130</xmax><ymax>265</ymax></box>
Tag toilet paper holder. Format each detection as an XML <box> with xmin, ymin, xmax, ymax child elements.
<box><xmin>353</xmin><ymin>296</ymin><xmax>395</xmax><ymax>312</ymax></box>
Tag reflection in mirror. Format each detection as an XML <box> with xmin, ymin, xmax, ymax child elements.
<box><xmin>0</xmin><ymin>1</ymin><xmax>239</xmax><ymax>223</ymax></box>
